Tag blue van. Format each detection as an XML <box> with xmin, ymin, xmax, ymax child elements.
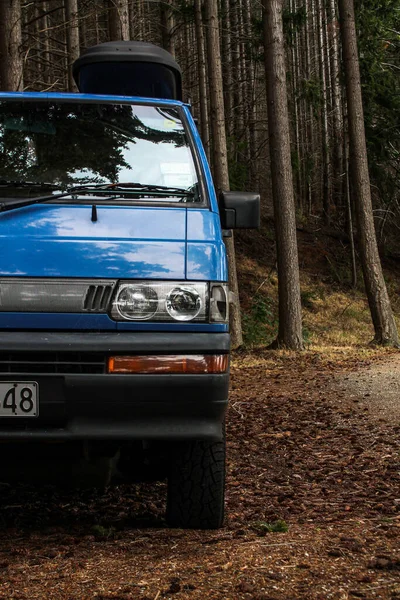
<box><xmin>0</xmin><ymin>42</ymin><xmax>259</xmax><ymax>528</ymax></box>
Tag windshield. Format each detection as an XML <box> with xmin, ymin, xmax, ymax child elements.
<box><xmin>0</xmin><ymin>100</ymin><xmax>200</xmax><ymax>203</ymax></box>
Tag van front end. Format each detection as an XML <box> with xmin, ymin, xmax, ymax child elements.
<box><xmin>0</xmin><ymin>284</ymin><xmax>230</xmax><ymax>530</ymax></box>
<box><xmin>0</xmin><ymin>42</ymin><xmax>259</xmax><ymax>529</ymax></box>
<box><xmin>0</xmin><ymin>295</ymin><xmax>230</xmax><ymax>443</ymax></box>
<box><xmin>0</xmin><ymin>89</ymin><xmax>234</xmax><ymax>528</ymax></box>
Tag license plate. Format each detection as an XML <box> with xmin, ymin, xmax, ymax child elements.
<box><xmin>0</xmin><ymin>382</ymin><xmax>38</xmax><ymax>417</ymax></box>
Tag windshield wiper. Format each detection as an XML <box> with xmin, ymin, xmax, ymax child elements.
<box><xmin>0</xmin><ymin>190</ymin><xmax>80</xmax><ymax>213</ymax></box>
<box><xmin>69</xmin><ymin>182</ymin><xmax>195</xmax><ymax>197</ymax></box>
<box><xmin>0</xmin><ymin>183</ymin><xmax>196</xmax><ymax>214</ymax></box>
<box><xmin>101</xmin><ymin>182</ymin><xmax>192</xmax><ymax>194</ymax></box>
<box><xmin>102</xmin><ymin>183</ymin><xmax>198</xmax><ymax>202</ymax></box>
<box><xmin>0</xmin><ymin>180</ymin><xmax>59</xmax><ymax>191</ymax></box>
<box><xmin>0</xmin><ymin>183</ymin><xmax>105</xmax><ymax>213</ymax></box>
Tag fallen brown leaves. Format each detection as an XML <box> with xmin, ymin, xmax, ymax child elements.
<box><xmin>0</xmin><ymin>351</ymin><xmax>398</xmax><ymax>599</ymax></box>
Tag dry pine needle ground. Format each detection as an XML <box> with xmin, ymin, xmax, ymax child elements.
<box><xmin>0</xmin><ymin>350</ymin><xmax>398</xmax><ymax>600</ymax></box>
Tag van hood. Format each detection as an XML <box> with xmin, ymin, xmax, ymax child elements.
<box><xmin>0</xmin><ymin>204</ymin><xmax>186</xmax><ymax>279</ymax></box>
<box><xmin>0</xmin><ymin>204</ymin><xmax>227</xmax><ymax>281</ymax></box>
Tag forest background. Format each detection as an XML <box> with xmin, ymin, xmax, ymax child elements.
<box><xmin>0</xmin><ymin>0</ymin><xmax>399</xmax><ymax>353</ymax></box>
<box><xmin>0</xmin><ymin>5</ymin><xmax>400</xmax><ymax>597</ymax></box>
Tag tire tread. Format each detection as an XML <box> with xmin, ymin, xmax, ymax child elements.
<box><xmin>166</xmin><ymin>433</ymin><xmax>226</xmax><ymax>529</ymax></box>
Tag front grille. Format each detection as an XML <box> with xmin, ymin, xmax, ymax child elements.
<box><xmin>0</xmin><ymin>352</ymin><xmax>106</xmax><ymax>374</ymax></box>
<box><xmin>0</xmin><ymin>278</ymin><xmax>117</xmax><ymax>313</ymax></box>
<box><xmin>84</xmin><ymin>285</ymin><xmax>114</xmax><ymax>311</ymax></box>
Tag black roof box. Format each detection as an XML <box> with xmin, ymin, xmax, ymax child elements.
<box><xmin>72</xmin><ymin>41</ymin><xmax>182</xmax><ymax>101</ymax></box>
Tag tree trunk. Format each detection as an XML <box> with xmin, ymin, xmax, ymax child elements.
<box><xmin>221</xmin><ymin>0</ymin><xmax>233</xmax><ymax>141</ymax></box>
<box><xmin>304</xmin><ymin>0</ymin><xmax>314</xmax><ymax>214</ymax></box>
<box><xmin>65</xmin><ymin>0</ymin><xmax>80</xmax><ymax>92</ymax></box>
<box><xmin>108</xmin><ymin>0</ymin><xmax>130</xmax><ymax>41</ymax></box>
<box><xmin>338</xmin><ymin>0</ymin><xmax>399</xmax><ymax>346</ymax></box>
<box><xmin>230</xmin><ymin>0</ymin><xmax>243</xmax><ymax>157</ymax></box>
<box><xmin>0</xmin><ymin>0</ymin><xmax>23</xmax><ymax>91</ymax></box>
<box><xmin>344</xmin><ymin>118</ymin><xmax>357</xmax><ymax>288</ymax></box>
<box><xmin>160</xmin><ymin>0</ymin><xmax>175</xmax><ymax>56</ymax></box>
<box><xmin>33</xmin><ymin>2</ymin><xmax>43</xmax><ymax>89</ymax></box>
<box><xmin>136</xmin><ymin>0</ymin><xmax>145</xmax><ymax>40</ymax></box>
<box><xmin>317</xmin><ymin>0</ymin><xmax>331</xmax><ymax>224</ymax></box>
<box><xmin>243</xmin><ymin>0</ymin><xmax>257</xmax><ymax>188</ymax></box>
<box><xmin>205</xmin><ymin>0</ymin><xmax>243</xmax><ymax>349</ymax></box>
<box><xmin>329</xmin><ymin>0</ymin><xmax>344</xmax><ymax>208</ymax></box>
<box><xmin>42</xmin><ymin>1</ymin><xmax>52</xmax><ymax>85</ymax></box>
<box><xmin>182</xmin><ymin>3</ymin><xmax>192</xmax><ymax>102</ymax></box>
<box><xmin>310</xmin><ymin>0</ymin><xmax>321</xmax><ymax>214</ymax></box>
<box><xmin>289</xmin><ymin>0</ymin><xmax>302</xmax><ymax>210</ymax></box>
<box><xmin>194</xmin><ymin>0</ymin><xmax>211</xmax><ymax>161</ymax></box>
<box><xmin>238</xmin><ymin>0</ymin><xmax>249</xmax><ymax>174</ymax></box>
<box><xmin>262</xmin><ymin>0</ymin><xmax>304</xmax><ymax>350</ymax></box>
<box><xmin>295</xmin><ymin>0</ymin><xmax>307</xmax><ymax>212</ymax></box>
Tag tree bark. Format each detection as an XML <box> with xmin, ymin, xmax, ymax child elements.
<box><xmin>0</xmin><ymin>0</ymin><xmax>24</xmax><ymax>91</ymax></box>
<box><xmin>262</xmin><ymin>0</ymin><xmax>304</xmax><ymax>350</ymax></box>
<box><xmin>289</xmin><ymin>0</ymin><xmax>302</xmax><ymax>210</ymax></box>
<box><xmin>344</xmin><ymin>119</ymin><xmax>357</xmax><ymax>288</ymax></box>
<box><xmin>160</xmin><ymin>0</ymin><xmax>175</xmax><ymax>56</ymax></box>
<box><xmin>329</xmin><ymin>0</ymin><xmax>344</xmax><ymax>207</ymax></box>
<box><xmin>338</xmin><ymin>0</ymin><xmax>399</xmax><ymax>346</ymax></box>
<box><xmin>230</xmin><ymin>0</ymin><xmax>243</xmax><ymax>155</ymax></box>
<box><xmin>295</xmin><ymin>0</ymin><xmax>307</xmax><ymax>212</ymax></box>
<box><xmin>317</xmin><ymin>0</ymin><xmax>331</xmax><ymax>224</ymax></box>
<box><xmin>108</xmin><ymin>0</ymin><xmax>130</xmax><ymax>41</ymax></box>
<box><xmin>221</xmin><ymin>0</ymin><xmax>233</xmax><ymax>140</ymax></box>
<box><xmin>194</xmin><ymin>0</ymin><xmax>210</xmax><ymax>161</ymax></box>
<box><xmin>243</xmin><ymin>0</ymin><xmax>257</xmax><ymax>188</ymax></box>
<box><xmin>42</xmin><ymin>1</ymin><xmax>52</xmax><ymax>85</ymax></box>
<box><xmin>304</xmin><ymin>0</ymin><xmax>314</xmax><ymax>214</ymax></box>
<box><xmin>136</xmin><ymin>0</ymin><xmax>145</xmax><ymax>40</ymax></box>
<box><xmin>205</xmin><ymin>0</ymin><xmax>243</xmax><ymax>349</ymax></box>
<box><xmin>65</xmin><ymin>0</ymin><xmax>80</xmax><ymax>92</ymax></box>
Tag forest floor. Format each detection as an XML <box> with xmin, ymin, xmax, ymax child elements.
<box><xmin>0</xmin><ymin>348</ymin><xmax>399</xmax><ymax>600</ymax></box>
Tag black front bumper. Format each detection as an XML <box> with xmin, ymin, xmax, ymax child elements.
<box><xmin>0</xmin><ymin>332</ymin><xmax>230</xmax><ymax>441</ymax></box>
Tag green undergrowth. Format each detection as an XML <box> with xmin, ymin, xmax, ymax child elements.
<box><xmin>91</xmin><ymin>524</ymin><xmax>117</xmax><ymax>539</ymax></box>
<box><xmin>251</xmin><ymin>519</ymin><xmax>289</xmax><ymax>535</ymax></box>
<box><xmin>237</xmin><ymin>226</ymin><xmax>400</xmax><ymax>352</ymax></box>
<box><xmin>240</xmin><ymin>263</ymin><xmax>387</xmax><ymax>351</ymax></box>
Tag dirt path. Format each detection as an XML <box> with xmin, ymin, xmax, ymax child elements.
<box><xmin>335</xmin><ymin>354</ymin><xmax>400</xmax><ymax>423</ymax></box>
<box><xmin>0</xmin><ymin>352</ymin><xmax>399</xmax><ymax>600</ymax></box>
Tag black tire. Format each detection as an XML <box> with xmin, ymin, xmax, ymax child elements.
<box><xmin>166</xmin><ymin>433</ymin><xmax>226</xmax><ymax>529</ymax></box>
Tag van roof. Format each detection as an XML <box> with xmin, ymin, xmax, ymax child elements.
<box><xmin>0</xmin><ymin>91</ymin><xmax>188</xmax><ymax>108</ymax></box>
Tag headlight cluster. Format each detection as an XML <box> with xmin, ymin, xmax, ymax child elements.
<box><xmin>111</xmin><ymin>281</ymin><xmax>228</xmax><ymax>323</ymax></box>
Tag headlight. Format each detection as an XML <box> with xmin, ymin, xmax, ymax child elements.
<box><xmin>166</xmin><ymin>287</ymin><xmax>201</xmax><ymax>321</ymax></box>
<box><xmin>111</xmin><ymin>281</ymin><xmax>209</xmax><ymax>322</ymax></box>
<box><xmin>114</xmin><ymin>284</ymin><xmax>158</xmax><ymax>320</ymax></box>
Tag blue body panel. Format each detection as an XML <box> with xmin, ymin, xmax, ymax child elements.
<box><xmin>0</xmin><ymin>204</ymin><xmax>227</xmax><ymax>281</ymax></box>
<box><xmin>0</xmin><ymin>313</ymin><xmax>228</xmax><ymax>332</ymax></box>
<box><xmin>186</xmin><ymin>209</ymin><xmax>227</xmax><ymax>281</ymax></box>
<box><xmin>0</xmin><ymin>90</ymin><xmax>190</xmax><ymax>107</ymax></box>
<box><xmin>0</xmin><ymin>204</ymin><xmax>187</xmax><ymax>279</ymax></box>
<box><xmin>0</xmin><ymin>92</ymin><xmax>227</xmax><ymax>331</ymax></box>
<box><xmin>0</xmin><ymin>313</ymin><xmax>116</xmax><ymax>330</ymax></box>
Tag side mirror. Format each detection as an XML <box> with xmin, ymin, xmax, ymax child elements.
<box><xmin>219</xmin><ymin>191</ymin><xmax>260</xmax><ymax>229</ymax></box>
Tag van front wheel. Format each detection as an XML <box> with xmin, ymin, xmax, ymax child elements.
<box><xmin>166</xmin><ymin>436</ymin><xmax>226</xmax><ymax>529</ymax></box>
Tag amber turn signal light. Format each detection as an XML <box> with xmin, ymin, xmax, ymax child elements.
<box><xmin>107</xmin><ymin>354</ymin><xmax>228</xmax><ymax>374</ymax></box>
